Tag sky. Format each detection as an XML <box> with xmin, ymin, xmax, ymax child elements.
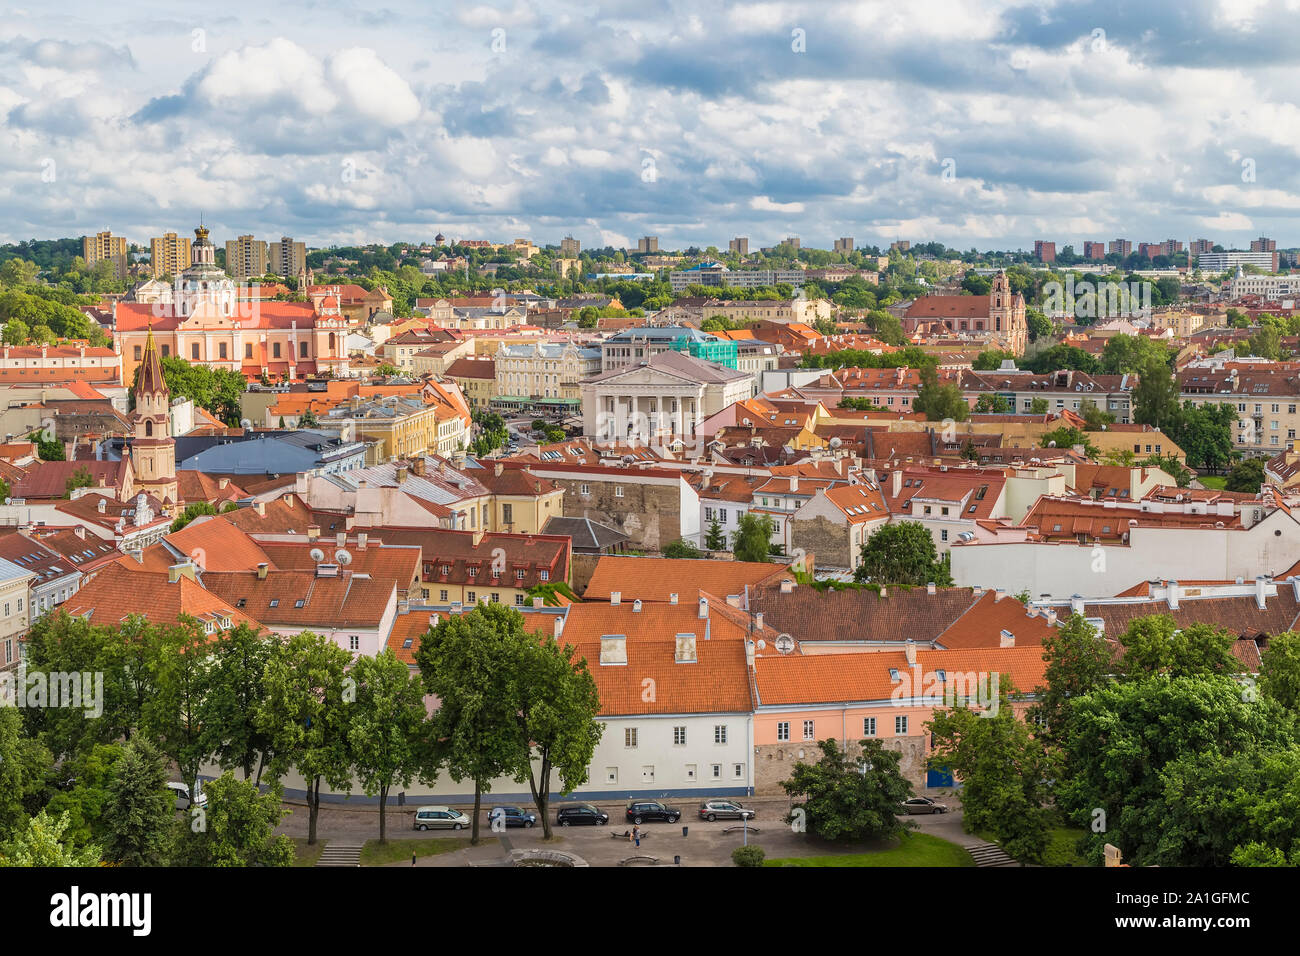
<box><xmin>2</xmin><ymin>0</ymin><xmax>1300</xmax><ymax>252</ymax></box>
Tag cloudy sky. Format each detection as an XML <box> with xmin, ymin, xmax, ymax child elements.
<box><xmin>2</xmin><ymin>0</ymin><xmax>1299</xmax><ymax>252</ymax></box>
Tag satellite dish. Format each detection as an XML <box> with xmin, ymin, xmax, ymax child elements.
<box><xmin>335</xmin><ymin>549</ymin><xmax>353</xmax><ymax>565</ymax></box>
<box><xmin>309</xmin><ymin>548</ymin><xmax>325</xmax><ymax>563</ymax></box>
<box><xmin>775</xmin><ymin>634</ymin><xmax>795</xmax><ymax>655</ymax></box>
<box><xmin>241</xmin><ymin>419</ymin><xmax>253</xmax><ymax>429</ymax></box>
<box><xmin>756</xmin><ymin>639</ymin><xmax>766</xmax><ymax>651</ymax></box>
<box><xmin>829</xmin><ymin>436</ymin><xmax>842</xmax><ymax>449</ymax></box>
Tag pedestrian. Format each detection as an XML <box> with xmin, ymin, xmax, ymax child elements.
<box><xmin>632</xmin><ymin>824</ymin><xmax>641</xmax><ymax>848</ymax></box>
<box><xmin>411</xmin><ymin>852</ymin><xmax>417</xmax><ymax>866</ymax></box>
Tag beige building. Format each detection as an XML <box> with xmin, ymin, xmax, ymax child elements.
<box><xmin>321</xmin><ymin>395</ymin><xmax>447</xmax><ymax>463</ymax></box>
<box><xmin>443</xmin><ymin>357</ymin><xmax>497</xmax><ymax>409</ymax></box>
<box><xmin>704</xmin><ymin>298</ymin><xmax>834</xmax><ymax>325</ymax></box>
<box><xmin>269</xmin><ymin>236</ymin><xmax>307</xmax><ymax>277</ymax></box>
<box><xmin>83</xmin><ymin>231</ymin><xmax>129</xmax><ymax>279</ymax></box>
<box><xmin>1154</xmin><ymin>310</ymin><xmax>1211</xmax><ymax>339</ymax></box>
<box><xmin>495</xmin><ymin>341</ymin><xmax>601</xmax><ymax>402</ymax></box>
<box><xmin>225</xmin><ymin>235</ymin><xmax>269</xmax><ymax>280</ymax></box>
<box><xmin>553</xmin><ymin>257</ymin><xmax>580</xmax><ymax>278</ymax></box>
<box><xmin>149</xmin><ymin>232</ymin><xmax>192</xmax><ymax>279</ymax></box>
<box><xmin>1181</xmin><ymin>365</ymin><xmax>1300</xmax><ymax>458</ymax></box>
<box><xmin>509</xmin><ymin>239</ymin><xmax>539</xmax><ymax>260</ymax></box>
<box><xmin>0</xmin><ymin>557</ymin><xmax>35</xmax><ymax>673</ymax></box>
<box><xmin>560</xmin><ymin>236</ymin><xmax>581</xmax><ymax>258</ymax></box>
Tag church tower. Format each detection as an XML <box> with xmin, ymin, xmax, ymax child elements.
<box><xmin>988</xmin><ymin>270</ymin><xmax>1027</xmax><ymax>354</ymax></box>
<box><xmin>130</xmin><ymin>328</ymin><xmax>178</xmax><ymax>505</ymax></box>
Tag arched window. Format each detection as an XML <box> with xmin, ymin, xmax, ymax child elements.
<box><xmin>300</xmin><ymin>341</ymin><xmax>309</xmax><ymax>358</ymax></box>
<box><xmin>328</xmin><ymin>332</ymin><xmax>336</xmax><ymax>352</ymax></box>
<box><xmin>145</xmin><ymin>420</ymin><xmax>153</xmax><ymax>437</ymax></box>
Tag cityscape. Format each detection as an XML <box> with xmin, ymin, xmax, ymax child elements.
<box><xmin>0</xmin><ymin>0</ymin><xmax>1293</xmax><ymax>933</ymax></box>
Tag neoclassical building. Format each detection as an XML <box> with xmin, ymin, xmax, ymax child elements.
<box><xmin>113</xmin><ymin>225</ymin><xmax>350</xmax><ymax>384</ymax></box>
<box><xmin>129</xmin><ymin>329</ymin><xmax>178</xmax><ymax>505</ymax></box>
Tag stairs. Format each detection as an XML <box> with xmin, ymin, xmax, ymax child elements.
<box><xmin>967</xmin><ymin>842</ymin><xmax>1017</xmax><ymax>867</ymax></box>
<box><xmin>315</xmin><ymin>843</ymin><xmax>363</xmax><ymax>867</ymax></box>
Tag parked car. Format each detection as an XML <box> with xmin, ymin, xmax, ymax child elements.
<box><xmin>626</xmin><ymin>800</ymin><xmax>681</xmax><ymax>824</ymax></box>
<box><xmin>413</xmin><ymin>806</ymin><xmax>470</xmax><ymax>830</ymax></box>
<box><xmin>556</xmin><ymin>804</ymin><xmax>609</xmax><ymax>827</ymax></box>
<box><xmin>487</xmin><ymin>805</ymin><xmax>537</xmax><ymax>828</ymax></box>
<box><xmin>900</xmin><ymin>797</ymin><xmax>949</xmax><ymax>815</ymax></box>
<box><xmin>698</xmin><ymin>800</ymin><xmax>756</xmax><ymax>822</ymax></box>
<box><xmin>166</xmin><ymin>782</ymin><xmax>207</xmax><ymax>810</ymax></box>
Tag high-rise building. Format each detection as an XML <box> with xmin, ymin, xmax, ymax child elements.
<box><xmin>1082</xmin><ymin>241</ymin><xmax>1106</xmax><ymax>260</ymax></box>
<box><xmin>890</xmin><ymin>240</ymin><xmax>910</xmax><ymax>253</ymax></box>
<box><xmin>269</xmin><ymin>236</ymin><xmax>306</xmax><ymax>278</ymax></box>
<box><xmin>225</xmin><ymin>235</ymin><xmax>268</xmax><ymax>280</ymax></box>
<box><xmin>1034</xmin><ymin>240</ymin><xmax>1056</xmax><ymax>263</ymax></box>
<box><xmin>560</xmin><ymin>236</ymin><xmax>581</xmax><ymax>258</ymax></box>
<box><xmin>729</xmin><ymin>237</ymin><xmax>749</xmax><ymax>256</ymax></box>
<box><xmin>1250</xmin><ymin>236</ymin><xmax>1277</xmax><ymax>253</ymax></box>
<box><xmin>833</xmin><ymin>237</ymin><xmax>854</xmax><ymax>254</ymax></box>
<box><xmin>636</xmin><ymin>236</ymin><xmax>659</xmax><ymax>254</ymax></box>
<box><xmin>82</xmin><ymin>231</ymin><xmax>129</xmax><ymax>279</ymax></box>
<box><xmin>149</xmin><ymin>232</ymin><xmax>192</xmax><ymax>279</ymax></box>
<box><xmin>1189</xmin><ymin>238</ymin><xmax>1215</xmax><ymax>257</ymax></box>
<box><xmin>1109</xmin><ymin>239</ymin><xmax>1132</xmax><ymax>257</ymax></box>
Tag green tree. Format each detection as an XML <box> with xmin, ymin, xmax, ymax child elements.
<box><xmin>170</xmin><ymin>500</ymin><xmax>218</xmax><ymax>532</ymax></box>
<box><xmin>40</xmin><ymin>743</ymin><xmax>122</xmax><ymax>849</ymax></box>
<box><xmin>1078</xmin><ymin>399</ymin><xmax>1115</xmax><ymax>430</ymax></box>
<box><xmin>143</xmin><ymin>617</ymin><xmax>215</xmax><ymax>816</ymax></box>
<box><xmin>508</xmin><ymin>631</ymin><xmax>604</xmax><ymax>840</ymax></box>
<box><xmin>172</xmin><ymin>772</ymin><xmax>294</xmax><ymax>867</ymax></box>
<box><xmin>1118</xmin><ymin>616</ymin><xmax>1241</xmax><ymax>679</ymax></box>
<box><xmin>0</xmin><ymin>810</ymin><xmax>101</xmax><ymax>867</ymax></box>
<box><xmin>2</xmin><ymin>318</ymin><xmax>29</xmax><ymax>345</ymax></box>
<box><xmin>781</xmin><ymin>738</ymin><xmax>917</xmax><ymax>843</ymax></box>
<box><xmin>1131</xmin><ymin>354</ymin><xmax>1180</xmax><ymax>430</ymax></box>
<box><xmin>661</xmin><ymin>538</ymin><xmax>702</xmax><ymax>559</ymax></box>
<box><xmin>0</xmin><ymin>708</ymin><xmax>50</xmax><ymax>843</ymax></box>
<box><xmin>1029</xmin><ymin>398</ymin><xmax>1049</xmax><ymax>415</ymax></box>
<box><xmin>102</xmin><ymin>739</ymin><xmax>174</xmax><ymax>867</ymax></box>
<box><xmin>347</xmin><ymin>650</ymin><xmax>429</xmax><ymax>843</ymax></box>
<box><xmin>1259</xmin><ymin>631</ymin><xmax>1300</xmax><ymax>712</ymax></box>
<box><xmin>1040</xmin><ymin>426</ymin><xmax>1099</xmax><ymax>457</ymax></box>
<box><xmin>704</xmin><ymin>517</ymin><xmax>727</xmax><ymax>551</ymax></box>
<box><xmin>375</xmin><ymin>363</ymin><xmax>399</xmax><ymax>376</ymax></box>
<box><xmin>1029</xmin><ymin>614</ymin><xmax>1113</xmax><ymax>745</ymax></box>
<box><xmin>415</xmin><ymin>603</ymin><xmax>529</xmax><ymax>845</ymax></box>
<box><xmin>731</xmin><ymin>513</ymin><xmax>775</xmax><ymax>563</ymax></box>
<box><xmin>1224</xmin><ymin>458</ymin><xmax>1265</xmax><ymax>493</ymax></box>
<box><xmin>201</xmin><ymin>624</ymin><xmax>279</xmax><ymax>783</ymax></box>
<box><xmin>974</xmin><ymin>394</ymin><xmax>1011</xmax><ymax>414</ymax></box>
<box><xmin>63</xmin><ymin>465</ymin><xmax>94</xmax><ymax>498</ymax></box>
<box><xmin>1170</xmin><ymin>401</ymin><xmax>1234</xmax><ymax>473</ymax></box>
<box><xmin>913</xmin><ymin>366</ymin><xmax>969</xmax><ymax>422</ymax></box>
<box><xmin>854</xmin><ymin>521</ymin><xmax>952</xmax><ymax>586</ymax></box>
<box><xmin>30</xmin><ymin>429</ymin><xmax>64</xmax><ymax>461</ymax></box>
<box><xmin>258</xmin><ymin>631</ymin><xmax>356</xmax><ymax>845</ymax></box>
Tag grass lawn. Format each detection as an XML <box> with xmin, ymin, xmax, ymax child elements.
<box><xmin>1042</xmin><ymin>826</ymin><xmax>1091</xmax><ymax>866</ymax></box>
<box><xmin>360</xmin><ymin>837</ymin><xmax>461</xmax><ymax>866</ymax></box>
<box><xmin>292</xmin><ymin>838</ymin><xmax>326</xmax><ymax>867</ymax></box>
<box><xmin>765</xmin><ymin>832</ymin><xmax>975</xmax><ymax>867</ymax></box>
<box><xmin>1198</xmin><ymin>475</ymin><xmax>1227</xmax><ymax>490</ymax></box>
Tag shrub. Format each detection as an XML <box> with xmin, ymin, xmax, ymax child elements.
<box><xmin>732</xmin><ymin>845</ymin><xmax>765</xmax><ymax>867</ymax></box>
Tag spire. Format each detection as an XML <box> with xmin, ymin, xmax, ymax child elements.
<box><xmin>136</xmin><ymin>327</ymin><xmax>167</xmax><ymax>397</ymax></box>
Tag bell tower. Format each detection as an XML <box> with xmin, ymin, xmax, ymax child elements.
<box><xmin>130</xmin><ymin>328</ymin><xmax>178</xmax><ymax>504</ymax></box>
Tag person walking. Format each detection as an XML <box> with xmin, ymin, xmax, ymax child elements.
<box><xmin>632</xmin><ymin>824</ymin><xmax>641</xmax><ymax>849</ymax></box>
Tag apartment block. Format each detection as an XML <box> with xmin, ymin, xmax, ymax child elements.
<box><xmin>82</xmin><ymin>231</ymin><xmax>129</xmax><ymax>279</ymax></box>
<box><xmin>1033</xmin><ymin>240</ymin><xmax>1056</xmax><ymax>263</ymax></box>
<box><xmin>728</xmin><ymin>237</ymin><xmax>749</xmax><ymax>256</ymax></box>
<box><xmin>225</xmin><ymin>235</ymin><xmax>269</xmax><ymax>280</ymax></box>
<box><xmin>149</xmin><ymin>232</ymin><xmax>192</xmax><ymax>279</ymax></box>
<box><xmin>269</xmin><ymin>236</ymin><xmax>307</xmax><ymax>277</ymax></box>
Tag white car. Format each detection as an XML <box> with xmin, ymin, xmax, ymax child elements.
<box><xmin>413</xmin><ymin>806</ymin><xmax>470</xmax><ymax>831</ymax></box>
<box><xmin>167</xmin><ymin>782</ymin><xmax>207</xmax><ymax>810</ymax></box>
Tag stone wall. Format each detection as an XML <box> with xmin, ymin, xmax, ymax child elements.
<box><xmin>553</xmin><ymin>476</ymin><xmax>682</xmax><ymax>552</ymax></box>
<box><xmin>755</xmin><ymin>734</ymin><xmax>931</xmax><ymax>794</ymax></box>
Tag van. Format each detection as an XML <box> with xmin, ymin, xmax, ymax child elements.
<box><xmin>167</xmin><ymin>781</ymin><xmax>207</xmax><ymax>810</ymax></box>
<box><xmin>413</xmin><ymin>806</ymin><xmax>470</xmax><ymax>831</ymax></box>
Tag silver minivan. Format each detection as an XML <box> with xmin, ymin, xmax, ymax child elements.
<box><xmin>413</xmin><ymin>806</ymin><xmax>469</xmax><ymax>831</ymax></box>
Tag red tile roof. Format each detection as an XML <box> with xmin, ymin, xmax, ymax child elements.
<box><xmin>584</xmin><ymin>556</ymin><xmax>796</xmax><ymax>602</ymax></box>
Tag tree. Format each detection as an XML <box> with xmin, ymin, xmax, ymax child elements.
<box><xmin>1029</xmin><ymin>398</ymin><xmax>1049</xmax><ymax>415</ymax></box>
<box><xmin>0</xmin><ymin>811</ymin><xmax>101</xmax><ymax>867</ymax></box>
<box><xmin>854</xmin><ymin>521</ymin><xmax>952</xmax><ymax>586</ymax></box>
<box><xmin>662</xmin><ymin>538</ymin><xmax>702</xmax><ymax>559</ymax></box>
<box><xmin>1260</xmin><ymin>631</ymin><xmax>1300</xmax><ymax>712</ymax></box>
<box><xmin>1078</xmin><ymin>399</ymin><xmax>1115</xmax><ymax>430</ymax></box>
<box><xmin>415</xmin><ymin>603</ymin><xmax>529</xmax><ymax>845</ymax></box>
<box><xmin>731</xmin><ymin>513</ymin><xmax>775</xmax><ymax>563</ymax></box>
<box><xmin>201</xmin><ymin>624</ymin><xmax>279</xmax><ymax>782</ymax></box>
<box><xmin>258</xmin><ymin>631</ymin><xmax>356</xmax><ymax>845</ymax></box>
<box><xmin>63</xmin><ymin>466</ymin><xmax>94</xmax><ymax>498</ymax></box>
<box><xmin>781</xmin><ymin>738</ymin><xmax>917</xmax><ymax>843</ymax></box>
<box><xmin>1224</xmin><ymin>458</ymin><xmax>1265</xmax><ymax>493</ymax></box>
<box><xmin>143</xmin><ymin>618</ymin><xmax>214</xmax><ymax>815</ymax></box>
<box><xmin>1170</xmin><ymin>401</ymin><xmax>1234</xmax><ymax>473</ymax></box>
<box><xmin>704</xmin><ymin>517</ymin><xmax>727</xmax><ymax>551</ymax></box>
<box><xmin>0</xmin><ymin>708</ymin><xmax>50</xmax><ymax>843</ymax></box>
<box><xmin>1131</xmin><ymin>354</ymin><xmax>1180</xmax><ymax>430</ymax></box>
<box><xmin>102</xmin><ymin>739</ymin><xmax>174</xmax><ymax>867</ymax></box>
<box><xmin>348</xmin><ymin>650</ymin><xmax>429</xmax><ymax>843</ymax></box>
<box><xmin>928</xmin><ymin>683</ymin><xmax>1060</xmax><ymax>863</ymax></box>
<box><xmin>2</xmin><ymin>318</ymin><xmax>29</xmax><ymax>345</ymax></box>
<box><xmin>172</xmin><ymin>772</ymin><xmax>294</xmax><ymax>867</ymax></box>
<box><xmin>30</xmin><ymin>429</ymin><xmax>64</xmax><ymax>461</ymax></box>
<box><xmin>973</xmin><ymin>394</ymin><xmax>1011</xmax><ymax>414</ymax></box>
<box><xmin>40</xmin><ymin>742</ymin><xmax>122</xmax><ymax>849</ymax></box>
<box><xmin>170</xmin><ymin>500</ymin><xmax>218</xmax><ymax>532</ymax></box>
<box><xmin>375</xmin><ymin>363</ymin><xmax>399</xmax><ymax>376</ymax></box>
<box><xmin>1118</xmin><ymin>616</ymin><xmax>1241</xmax><ymax>679</ymax></box>
<box><xmin>508</xmin><ymin>631</ymin><xmax>604</xmax><ymax>840</ymax></box>
<box><xmin>1029</xmin><ymin>614</ymin><xmax>1113</xmax><ymax>745</ymax></box>
<box><xmin>913</xmin><ymin>366</ymin><xmax>969</xmax><ymax>422</ymax></box>
<box><xmin>1039</xmin><ymin>426</ymin><xmax>1099</xmax><ymax>457</ymax></box>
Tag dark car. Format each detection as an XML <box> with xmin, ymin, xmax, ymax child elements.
<box><xmin>626</xmin><ymin>800</ymin><xmax>681</xmax><ymax>824</ymax></box>
<box><xmin>900</xmin><ymin>797</ymin><xmax>949</xmax><ymax>815</ymax></box>
<box><xmin>699</xmin><ymin>800</ymin><xmax>756</xmax><ymax>822</ymax></box>
<box><xmin>487</xmin><ymin>805</ymin><xmax>537</xmax><ymax>828</ymax></box>
<box><xmin>556</xmin><ymin>803</ymin><xmax>609</xmax><ymax>827</ymax></box>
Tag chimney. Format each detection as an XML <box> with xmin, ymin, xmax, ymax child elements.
<box><xmin>218</xmin><ymin>477</ymin><xmax>229</xmax><ymax>489</ymax></box>
<box><xmin>1045</xmin><ymin>608</ymin><xmax>1057</xmax><ymax>626</ymax></box>
<box><xmin>904</xmin><ymin>640</ymin><xmax>916</xmax><ymax>665</ymax></box>
<box><xmin>357</xmin><ymin>532</ymin><xmax>368</xmax><ymax>550</ymax></box>
<box><xmin>429</xmin><ymin>613</ymin><xmax>440</xmax><ymax>628</ymax></box>
<box><xmin>397</xmin><ymin>598</ymin><xmax>409</xmax><ymax>615</ymax></box>
<box><xmin>413</xmin><ymin>457</ymin><xmax>426</xmax><ymax>477</ymax></box>
<box><xmin>532</xmin><ymin>597</ymin><xmax>544</xmax><ymax>608</ymax></box>
<box><xmin>675</xmin><ymin>634</ymin><xmax>697</xmax><ymax>663</ymax></box>
<box><xmin>745</xmin><ymin>640</ymin><xmax>755</xmax><ymax>668</ymax></box>
<box><xmin>307</xmin><ymin>525</ymin><xmax>320</xmax><ymax>541</ymax></box>
<box><xmin>553</xmin><ymin>616</ymin><xmax>564</xmax><ymax>640</ymax></box>
<box><xmin>1256</xmin><ymin>575</ymin><xmax>1268</xmax><ymax>610</ymax></box>
<box><xmin>879</xmin><ymin>586</ymin><xmax>887</xmax><ymax>599</ymax></box>
<box><xmin>698</xmin><ymin>597</ymin><xmax>708</xmax><ymax>619</ymax></box>
<box><xmin>610</xmin><ymin>591</ymin><xmax>621</xmax><ymax>606</ymax></box>
<box><xmin>494</xmin><ymin>462</ymin><xmax>504</xmax><ymax>477</ymax></box>
<box><xmin>890</xmin><ymin>470</ymin><xmax>903</xmax><ymax>497</ymax></box>
<box><xmin>600</xmin><ymin>635</ymin><xmax>627</xmax><ymax>665</ymax></box>
<box><xmin>1000</xmin><ymin>629</ymin><xmax>1016</xmax><ymax>648</ymax></box>
<box><xmin>789</xmin><ymin>475</ymin><xmax>798</xmax><ymax>492</ymax></box>
<box><xmin>396</xmin><ymin>465</ymin><xmax>408</xmax><ymax>483</ymax></box>
<box><xmin>1167</xmin><ymin>580</ymin><xmax>1180</xmax><ymax>610</ymax></box>
<box><xmin>669</xmin><ymin>592</ymin><xmax>679</xmax><ymax>604</ymax></box>
<box><xmin>632</xmin><ymin>599</ymin><xmax>642</xmax><ymax>613</ymax></box>
<box><xmin>97</xmin><ymin>498</ymin><xmax>106</xmax><ymax>514</ymax></box>
<box><xmin>257</xmin><ymin>562</ymin><xmax>269</xmax><ymax>579</ymax></box>
<box><xmin>755</xmin><ymin>612</ymin><xmax>764</xmax><ymax>631</ymax></box>
<box><xmin>726</xmin><ymin>594</ymin><xmax>742</xmax><ymax>608</ymax></box>
<box><xmin>779</xmin><ymin>578</ymin><xmax>795</xmax><ymax>594</ymax></box>
<box><xmin>994</xmin><ymin>588</ymin><xmax>1006</xmax><ymax>602</ymax></box>
<box><xmin>74</xmin><ymin>525</ymin><xmax>86</xmax><ymax>539</ymax></box>
<box><xmin>1070</xmin><ymin>594</ymin><xmax>1085</xmax><ymax>616</ymax></box>
<box><xmin>167</xmin><ymin>562</ymin><xmax>196</xmax><ymax>584</ymax></box>
<box><xmin>926</xmin><ymin>581</ymin><xmax>936</xmax><ymax>595</ymax></box>
<box><xmin>336</xmin><ymin>532</ymin><xmax>346</xmax><ymax>548</ymax></box>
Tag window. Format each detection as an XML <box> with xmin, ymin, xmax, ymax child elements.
<box><xmin>439</xmin><ymin>589</ymin><xmax>448</xmax><ymax>602</ymax></box>
<box><xmin>273</xmin><ymin>342</ymin><xmax>281</xmax><ymax>359</ymax></box>
<box><xmin>490</xmin><ymin>593</ymin><xmax>500</xmax><ymax>603</ymax></box>
<box><xmin>245</xmin><ymin>343</ymin><xmax>253</xmax><ymax>359</ymax></box>
<box><xmin>468</xmin><ymin>567</ymin><xmax>478</xmax><ymax>577</ymax></box>
<box><xmin>940</xmin><ymin>529</ymin><xmax>948</xmax><ymax>542</ymax></box>
<box><xmin>863</xmin><ymin>717</ymin><xmax>876</xmax><ymax>736</ymax></box>
<box><xmin>685</xmin><ymin>764</ymin><xmax>696</xmax><ymax>780</ymax></box>
<box><xmin>734</xmin><ymin>763</ymin><xmax>744</xmax><ymax>778</ymax></box>
<box><xmin>133</xmin><ymin>345</ymin><xmax>142</xmax><ymax>361</ymax></box>
<box><xmin>268</xmin><ymin>599</ymin><xmax>279</xmax><ymax>608</ymax></box>
<box><xmin>625</xmin><ymin>727</ymin><xmax>638</xmax><ymax>748</ymax></box>
<box><xmin>161</xmin><ymin>344</ymin><xmax>169</xmax><ymax>357</ymax></box>
<box><xmin>539</xmin><ymin>570</ymin><xmax>549</xmax><ymax>581</ymax></box>
<box><xmin>895</xmin><ymin>715</ymin><xmax>908</xmax><ymax>735</ymax></box>
<box><xmin>580</xmin><ymin>483</ymin><xmax>590</xmax><ymax>495</ymax></box>
<box><xmin>219</xmin><ymin>342</ymin><xmax>228</xmax><ymax>359</ymax></box>
<box><xmin>502</xmin><ymin>504</ymin><xmax>513</xmax><ymax>524</ymax></box>
<box><xmin>673</xmin><ymin>726</ymin><xmax>686</xmax><ymax>746</ymax></box>
<box><xmin>714</xmin><ymin>725</ymin><xmax>728</xmax><ymax>744</ymax></box>
<box><xmin>803</xmin><ymin>720</ymin><xmax>815</xmax><ymax>740</ymax></box>
<box><xmin>191</xmin><ymin>343</ymin><xmax>200</xmax><ymax>360</ymax></box>
<box><xmin>349</xmin><ymin>635</ymin><xmax>359</xmax><ymax>651</ymax></box>
<box><xmin>300</xmin><ymin>341</ymin><xmax>309</xmax><ymax>358</ymax></box>
<box><xmin>776</xmin><ymin>721</ymin><xmax>790</xmax><ymax>741</ymax></box>
<box><xmin>467</xmin><ymin>591</ymin><xmax>476</xmax><ymax>603</ymax></box>
<box><xmin>606</xmin><ymin>767</ymin><xmax>618</xmax><ymax>783</ymax></box>
<box><xmin>615</xmin><ymin>486</ymin><xmax>624</xmax><ymax>498</ymax></box>
<box><xmin>711</xmin><ymin>764</ymin><xmax>721</xmax><ymax>778</ymax></box>
<box><xmin>515</xmin><ymin>569</ymin><xmax>526</xmax><ymax>580</ymax></box>
<box><xmin>515</xmin><ymin>594</ymin><xmax>525</xmax><ymax>605</ymax></box>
